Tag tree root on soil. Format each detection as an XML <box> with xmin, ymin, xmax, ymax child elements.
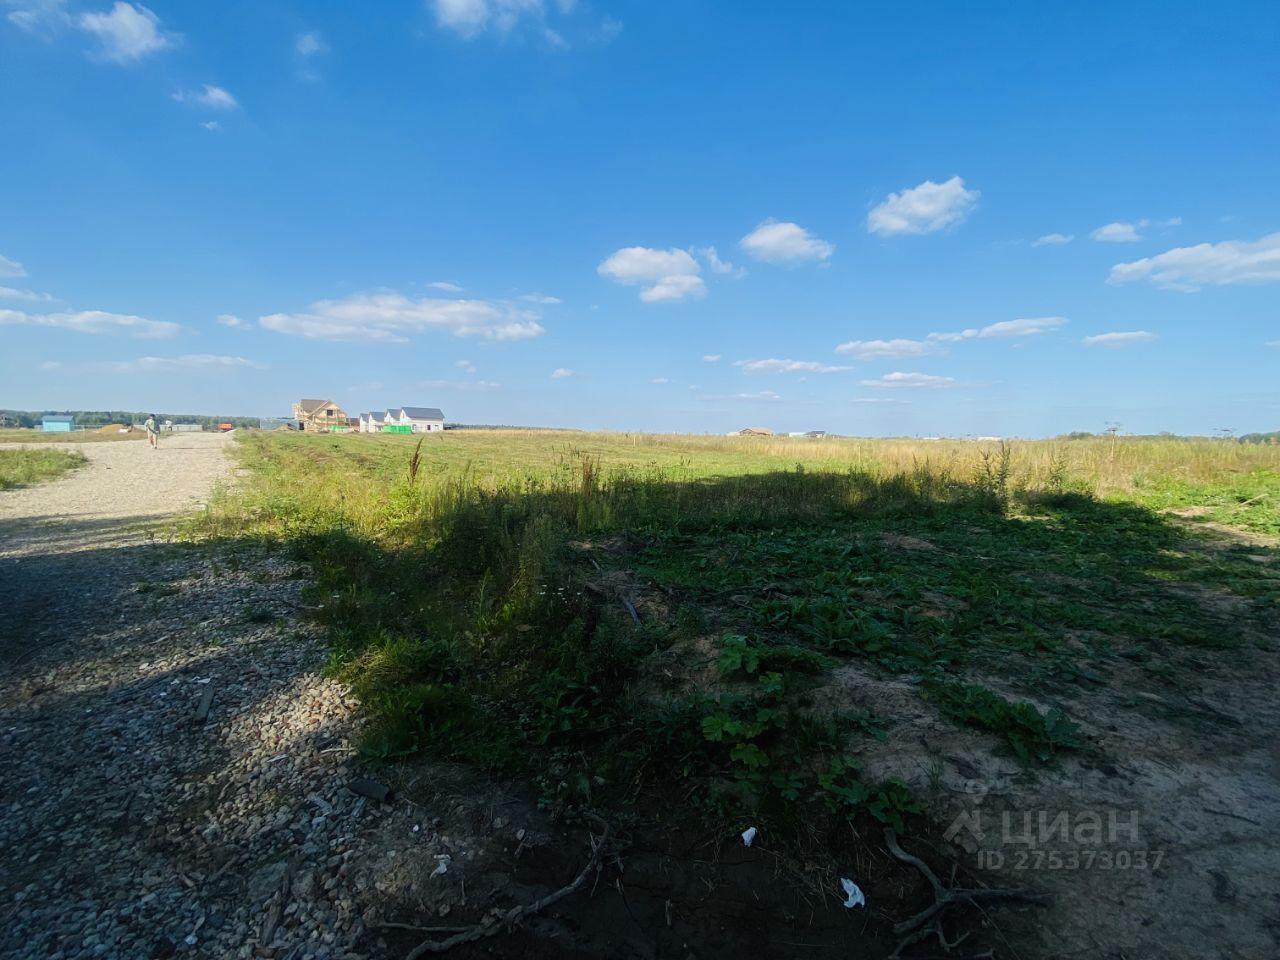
<box><xmin>884</xmin><ymin>828</ymin><xmax>1049</xmax><ymax>958</ymax></box>
<box><xmin>404</xmin><ymin>819</ymin><xmax>612</xmax><ymax>958</ymax></box>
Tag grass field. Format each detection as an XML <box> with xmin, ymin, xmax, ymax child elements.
<box><xmin>0</xmin><ymin>447</ymin><xmax>87</xmax><ymax>490</ymax></box>
<box><xmin>193</xmin><ymin>430</ymin><xmax>1278</xmax><ymax>840</ymax></box>
<box><xmin>185</xmin><ymin>428</ymin><xmax>1280</xmax><ymax>952</ymax></box>
<box><xmin>0</xmin><ymin>428</ymin><xmax>144</xmax><ymax>444</ymax></box>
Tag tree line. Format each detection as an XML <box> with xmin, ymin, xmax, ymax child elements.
<box><xmin>0</xmin><ymin>409</ymin><xmax>261</xmax><ymax>430</ymax></box>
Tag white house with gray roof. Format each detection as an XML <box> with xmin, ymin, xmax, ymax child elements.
<box><xmin>392</xmin><ymin>406</ymin><xmax>445</xmax><ymax>432</ymax></box>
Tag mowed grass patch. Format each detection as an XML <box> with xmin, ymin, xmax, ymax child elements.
<box><xmin>0</xmin><ymin>447</ymin><xmax>86</xmax><ymax>489</ymax></box>
<box><xmin>189</xmin><ymin>431</ymin><xmax>1280</xmax><ymax>846</ymax></box>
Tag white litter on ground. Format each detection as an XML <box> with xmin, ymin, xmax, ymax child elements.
<box><xmin>741</xmin><ymin>826</ymin><xmax>758</xmax><ymax>847</ymax></box>
<box><xmin>840</xmin><ymin>878</ymin><xmax>865</xmax><ymax>909</ymax></box>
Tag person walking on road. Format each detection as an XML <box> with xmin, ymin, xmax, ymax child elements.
<box><xmin>144</xmin><ymin>414</ymin><xmax>159</xmax><ymax>450</ymax></box>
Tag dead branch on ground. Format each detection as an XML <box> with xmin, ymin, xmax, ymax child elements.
<box><xmin>404</xmin><ymin>819</ymin><xmax>612</xmax><ymax>957</ymax></box>
<box><xmin>884</xmin><ymin>828</ymin><xmax>1048</xmax><ymax>958</ymax></box>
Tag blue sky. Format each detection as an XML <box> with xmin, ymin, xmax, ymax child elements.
<box><xmin>2</xmin><ymin>1</ymin><xmax>1277</xmax><ymax>436</ymax></box>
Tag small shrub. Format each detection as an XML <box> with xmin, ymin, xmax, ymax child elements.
<box><xmin>925</xmin><ymin>680</ymin><xmax>1083</xmax><ymax>763</ymax></box>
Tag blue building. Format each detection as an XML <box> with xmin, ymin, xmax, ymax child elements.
<box><xmin>41</xmin><ymin>415</ymin><xmax>74</xmax><ymax>433</ymax></box>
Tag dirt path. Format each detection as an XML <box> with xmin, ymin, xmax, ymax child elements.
<box><xmin>0</xmin><ymin>433</ymin><xmax>236</xmax><ymax>556</ymax></box>
<box><xmin>0</xmin><ymin>436</ymin><xmax>384</xmax><ymax>960</ymax></box>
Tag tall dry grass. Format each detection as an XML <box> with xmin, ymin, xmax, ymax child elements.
<box><xmin>192</xmin><ymin>429</ymin><xmax>1280</xmax><ymax>544</ymax></box>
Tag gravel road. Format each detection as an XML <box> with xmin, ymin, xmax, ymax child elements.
<box><xmin>0</xmin><ymin>435</ymin><xmax>474</xmax><ymax>960</ymax></box>
<box><xmin>0</xmin><ymin>433</ymin><xmax>236</xmax><ymax>557</ymax></box>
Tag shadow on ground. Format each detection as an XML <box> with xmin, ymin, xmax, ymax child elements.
<box><xmin>3</xmin><ymin>468</ymin><xmax>1278</xmax><ymax>959</ymax></box>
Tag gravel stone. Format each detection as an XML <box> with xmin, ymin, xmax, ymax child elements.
<box><xmin>1</xmin><ymin>436</ymin><xmax>526</xmax><ymax>960</ymax></box>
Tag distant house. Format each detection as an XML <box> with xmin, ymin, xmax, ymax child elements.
<box><xmin>347</xmin><ymin>417</ymin><xmax>361</xmax><ymax>431</ymax></box>
<box><xmin>392</xmin><ymin>407</ymin><xmax>445</xmax><ymax>433</ymax></box>
<box><xmin>357</xmin><ymin>413</ymin><xmax>376</xmax><ymax>433</ymax></box>
<box><xmin>381</xmin><ymin>409</ymin><xmax>408</xmax><ymax>434</ymax></box>
<box><xmin>292</xmin><ymin>399</ymin><xmax>349</xmax><ymax>432</ymax></box>
<box><xmin>736</xmin><ymin>426</ymin><xmax>773</xmax><ymax>437</ymax></box>
<box><xmin>41</xmin><ymin>415</ymin><xmax>74</xmax><ymax>433</ymax></box>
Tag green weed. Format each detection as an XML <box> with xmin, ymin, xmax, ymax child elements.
<box><xmin>0</xmin><ymin>448</ymin><xmax>85</xmax><ymax>490</ymax></box>
<box><xmin>924</xmin><ymin>681</ymin><xmax>1084</xmax><ymax>763</ymax></box>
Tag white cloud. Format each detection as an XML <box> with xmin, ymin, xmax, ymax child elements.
<box><xmin>651</xmin><ymin>377</ymin><xmax>669</xmax><ymax>384</ymax></box>
<box><xmin>40</xmin><ymin>360</ymin><xmax>63</xmax><ymax>370</ymax></box>
<box><xmin>835</xmin><ymin>338</ymin><xmax>937</xmax><ymax>359</ymax></box>
<box><xmin>1267</xmin><ymin>340</ymin><xmax>1280</xmax><ymax>348</ymax></box>
<box><xmin>867</xmin><ymin>176</ymin><xmax>978</xmax><ymax>237</ymax></box>
<box><xmin>974</xmin><ymin>316</ymin><xmax>1066</xmax><ymax>338</ymax></box>
<box><xmin>433</xmin><ymin>0</ymin><xmax>492</xmax><ymax>36</ymax></box>
<box><xmin>173</xmin><ymin>84</ymin><xmax>238</xmax><ymax>111</ymax></box>
<box><xmin>0</xmin><ymin>254</ymin><xmax>27</xmax><ymax>278</ymax></box>
<box><xmin>702</xmin><ymin>354</ymin><xmax>721</xmax><ymax>362</ymax></box>
<box><xmin>839</xmin><ymin>321</ymin><xmax>1059</xmax><ymax>358</ymax></box>
<box><xmin>1091</xmin><ymin>221</ymin><xmax>1143</xmax><ymax>243</ymax></box>
<box><xmin>1082</xmin><ymin>331</ymin><xmax>1158</xmax><ymax>348</ymax></box>
<box><xmin>78</xmin><ymin>2</ymin><xmax>173</xmax><ymax>63</ymax></box>
<box><xmin>428</xmin><ymin>281</ymin><xmax>464</xmax><ymax>293</ymax></box>
<box><xmin>6</xmin><ymin>1</ymin><xmax>71</xmax><ymax>34</ymax></box>
<box><xmin>1033</xmin><ymin>233</ymin><xmax>1073</xmax><ymax>247</ymax></box>
<box><xmin>216</xmin><ymin>313</ymin><xmax>247</xmax><ymax>328</ymax></box>
<box><xmin>101</xmin><ymin>354</ymin><xmax>264</xmax><ymax>373</ymax></box>
<box><xmin>200</xmin><ymin>121</ymin><xmax>222</xmax><ymax>132</ymax></box>
<box><xmin>1091</xmin><ymin>217</ymin><xmax>1182</xmax><ymax>243</ymax></box>
<box><xmin>923</xmin><ymin>317</ymin><xmax>1067</xmax><ymax>343</ymax></box>
<box><xmin>455</xmin><ymin>359</ymin><xmax>477</xmax><ymax>373</ymax></box>
<box><xmin>0</xmin><ymin>285</ymin><xmax>54</xmax><ymax>302</ymax></box>
<box><xmin>294</xmin><ymin>29</ymin><xmax>327</xmax><ymax>80</ymax></box>
<box><xmin>598</xmin><ymin>246</ymin><xmax>705</xmax><ymax>303</ymax></box>
<box><xmin>734</xmin><ymin>358</ymin><xmax>853</xmax><ymax>375</ymax></box>
<box><xmin>296</xmin><ymin>30</ymin><xmax>326</xmax><ymax>56</ymax></box>
<box><xmin>0</xmin><ymin>307</ymin><xmax>178</xmax><ymax>338</ymax></box>
<box><xmin>861</xmin><ymin>372</ymin><xmax>957</xmax><ymax>389</ymax></box>
<box><xmin>1107</xmin><ymin>233</ymin><xmax>1280</xmax><ymax>291</ymax></box>
<box><xmin>640</xmin><ymin>274</ymin><xmax>705</xmax><ymax>302</ymax></box>
<box><xmin>739</xmin><ymin>220</ymin><xmax>834</xmax><ymax>264</ymax></box>
<box><xmin>550</xmin><ymin>367</ymin><xmax>576</xmax><ymax>379</ymax></box>
<box><xmin>852</xmin><ymin>397</ymin><xmax>910</xmax><ymax>404</ymax></box>
<box><xmin>520</xmin><ymin>292</ymin><xmax>561</xmax><ymax>303</ymax></box>
<box><xmin>419</xmin><ymin>378</ymin><xmax>500</xmax><ymax>390</ymax></box>
<box><xmin>431</xmin><ymin>0</ymin><xmax>578</xmax><ymax>43</ymax></box>
<box><xmin>702</xmin><ymin>389</ymin><xmax>783</xmax><ymax>403</ymax></box>
<box><xmin>258</xmin><ymin>291</ymin><xmax>545</xmax><ymax>343</ymax></box>
<box><xmin>695</xmin><ymin>245</ymin><xmax>741</xmax><ymax>276</ymax></box>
